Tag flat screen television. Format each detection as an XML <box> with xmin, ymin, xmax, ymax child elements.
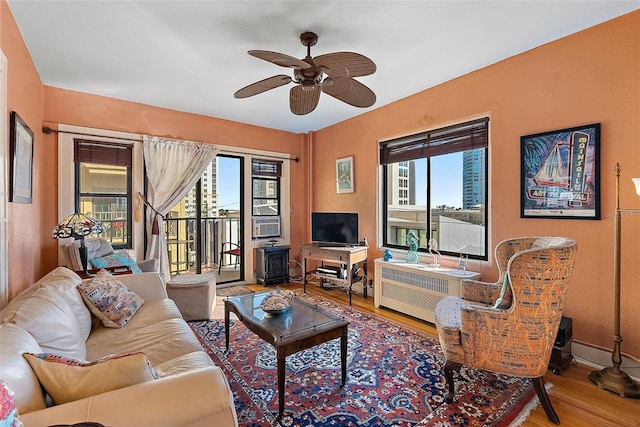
<box><xmin>311</xmin><ymin>212</ymin><xmax>359</xmax><ymax>246</ymax></box>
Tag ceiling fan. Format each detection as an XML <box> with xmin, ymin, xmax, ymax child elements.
<box><xmin>234</xmin><ymin>31</ymin><xmax>376</xmax><ymax>115</ymax></box>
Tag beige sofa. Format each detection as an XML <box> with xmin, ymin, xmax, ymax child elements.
<box><xmin>0</xmin><ymin>267</ymin><xmax>238</xmax><ymax>427</ymax></box>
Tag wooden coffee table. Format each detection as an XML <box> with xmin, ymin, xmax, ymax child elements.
<box><xmin>224</xmin><ymin>291</ymin><xmax>349</xmax><ymax>416</ymax></box>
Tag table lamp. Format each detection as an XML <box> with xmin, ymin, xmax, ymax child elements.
<box><xmin>51</xmin><ymin>212</ymin><xmax>105</xmax><ymax>275</ymax></box>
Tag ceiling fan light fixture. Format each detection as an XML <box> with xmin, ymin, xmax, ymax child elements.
<box><xmin>235</xmin><ymin>31</ymin><xmax>376</xmax><ymax>114</ymax></box>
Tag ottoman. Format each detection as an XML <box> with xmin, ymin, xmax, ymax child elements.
<box><xmin>166</xmin><ymin>273</ymin><xmax>216</xmax><ymax>321</ymax></box>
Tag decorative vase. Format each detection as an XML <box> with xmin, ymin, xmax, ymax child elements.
<box><xmin>383</xmin><ymin>249</ymin><xmax>393</xmax><ymax>261</ymax></box>
<box><xmin>406</xmin><ymin>231</ymin><xmax>420</xmax><ymax>264</ymax></box>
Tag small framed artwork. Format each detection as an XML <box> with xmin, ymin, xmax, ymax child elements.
<box><xmin>336</xmin><ymin>156</ymin><xmax>354</xmax><ymax>194</ymax></box>
<box><xmin>521</xmin><ymin>123</ymin><xmax>600</xmax><ymax>219</ymax></box>
<box><xmin>9</xmin><ymin>111</ymin><xmax>34</xmax><ymax>204</ymax></box>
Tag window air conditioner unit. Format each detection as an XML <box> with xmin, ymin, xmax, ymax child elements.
<box><xmin>252</xmin><ymin>216</ymin><xmax>281</xmax><ymax>238</ymax></box>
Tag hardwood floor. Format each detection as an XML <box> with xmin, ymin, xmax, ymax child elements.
<box><xmin>251</xmin><ymin>282</ymin><xmax>640</xmax><ymax>427</ymax></box>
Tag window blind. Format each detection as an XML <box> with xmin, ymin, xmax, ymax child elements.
<box><xmin>74</xmin><ymin>139</ymin><xmax>132</xmax><ymax>167</ymax></box>
<box><xmin>252</xmin><ymin>159</ymin><xmax>282</xmax><ymax>177</ymax></box>
<box><xmin>379</xmin><ymin>117</ymin><xmax>489</xmax><ymax>165</ymax></box>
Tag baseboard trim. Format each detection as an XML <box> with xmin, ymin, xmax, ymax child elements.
<box><xmin>571</xmin><ymin>342</ymin><xmax>640</xmax><ymax>382</ymax></box>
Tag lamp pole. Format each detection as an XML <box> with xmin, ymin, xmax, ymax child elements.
<box><xmin>588</xmin><ymin>163</ymin><xmax>640</xmax><ymax>397</ymax></box>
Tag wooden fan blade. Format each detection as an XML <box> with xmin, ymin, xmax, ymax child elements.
<box><xmin>314</xmin><ymin>52</ymin><xmax>376</xmax><ymax>78</ymax></box>
<box><xmin>248</xmin><ymin>50</ymin><xmax>311</xmax><ymax>69</ymax></box>
<box><xmin>290</xmin><ymin>85</ymin><xmax>321</xmax><ymax>115</ymax></box>
<box><xmin>322</xmin><ymin>77</ymin><xmax>376</xmax><ymax>108</ymax></box>
<box><xmin>234</xmin><ymin>75</ymin><xmax>292</xmax><ymax>98</ymax></box>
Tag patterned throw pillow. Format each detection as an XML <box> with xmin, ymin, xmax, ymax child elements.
<box><xmin>22</xmin><ymin>352</ymin><xmax>157</xmax><ymax>405</ymax></box>
<box><xmin>0</xmin><ymin>380</ymin><xmax>20</xmax><ymax>427</ymax></box>
<box><xmin>77</xmin><ymin>270</ymin><xmax>144</xmax><ymax>328</ymax></box>
<box><xmin>89</xmin><ymin>252</ymin><xmax>143</xmax><ymax>274</ymax></box>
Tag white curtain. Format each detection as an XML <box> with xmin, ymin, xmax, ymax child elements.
<box><xmin>143</xmin><ymin>136</ymin><xmax>218</xmax><ymax>281</ymax></box>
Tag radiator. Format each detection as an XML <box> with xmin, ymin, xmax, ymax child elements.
<box><xmin>374</xmin><ymin>259</ymin><xmax>481</xmax><ymax>323</ymax></box>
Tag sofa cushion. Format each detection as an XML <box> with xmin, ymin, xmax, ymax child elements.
<box><xmin>0</xmin><ymin>323</ymin><xmax>46</xmax><ymax>414</ymax></box>
<box><xmin>90</xmin><ymin>251</ymin><xmax>143</xmax><ymax>274</ymax></box>
<box><xmin>5</xmin><ymin>287</ymin><xmax>86</xmax><ymax>360</ymax></box>
<box><xmin>86</xmin><ymin>318</ymin><xmax>204</xmax><ymax>366</ymax></box>
<box><xmin>23</xmin><ymin>352</ymin><xmax>157</xmax><ymax>405</ymax></box>
<box><xmin>77</xmin><ymin>270</ymin><xmax>144</xmax><ymax>328</ymax></box>
<box><xmin>153</xmin><ymin>351</ymin><xmax>216</xmax><ymax>378</ymax></box>
<box><xmin>0</xmin><ymin>267</ymin><xmax>91</xmax><ymax>342</ymax></box>
<box><xmin>86</xmin><ymin>299</ymin><xmax>183</xmax><ymax>349</ymax></box>
<box><xmin>41</xmin><ymin>280</ymin><xmax>92</xmax><ymax>342</ymax></box>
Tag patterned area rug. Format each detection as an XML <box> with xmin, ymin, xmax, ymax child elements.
<box><xmin>217</xmin><ymin>285</ymin><xmax>255</xmax><ymax>297</ymax></box>
<box><xmin>190</xmin><ymin>291</ymin><xmax>538</xmax><ymax>427</ymax></box>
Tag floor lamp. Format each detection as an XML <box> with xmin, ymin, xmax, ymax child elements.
<box><xmin>588</xmin><ymin>163</ymin><xmax>640</xmax><ymax>398</ymax></box>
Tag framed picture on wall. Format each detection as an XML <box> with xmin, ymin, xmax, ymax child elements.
<box><xmin>521</xmin><ymin>123</ymin><xmax>600</xmax><ymax>219</ymax></box>
<box><xmin>336</xmin><ymin>156</ymin><xmax>354</xmax><ymax>194</ymax></box>
<box><xmin>9</xmin><ymin>111</ymin><xmax>34</xmax><ymax>204</ymax></box>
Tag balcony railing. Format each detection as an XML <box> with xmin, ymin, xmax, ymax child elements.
<box><xmin>163</xmin><ymin>216</ymin><xmax>241</xmax><ymax>277</ymax></box>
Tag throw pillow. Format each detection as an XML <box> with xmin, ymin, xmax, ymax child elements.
<box><xmin>77</xmin><ymin>270</ymin><xmax>144</xmax><ymax>328</ymax></box>
<box><xmin>0</xmin><ymin>380</ymin><xmax>20</xmax><ymax>427</ymax></box>
<box><xmin>493</xmin><ymin>272</ymin><xmax>513</xmax><ymax>309</ymax></box>
<box><xmin>23</xmin><ymin>352</ymin><xmax>157</xmax><ymax>405</ymax></box>
<box><xmin>89</xmin><ymin>252</ymin><xmax>143</xmax><ymax>274</ymax></box>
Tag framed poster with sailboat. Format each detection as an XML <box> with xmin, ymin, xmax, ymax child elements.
<box><xmin>521</xmin><ymin>123</ymin><xmax>600</xmax><ymax>219</ymax></box>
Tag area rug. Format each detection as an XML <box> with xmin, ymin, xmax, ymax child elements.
<box><xmin>190</xmin><ymin>291</ymin><xmax>538</xmax><ymax>427</ymax></box>
<box><xmin>217</xmin><ymin>285</ymin><xmax>255</xmax><ymax>297</ymax></box>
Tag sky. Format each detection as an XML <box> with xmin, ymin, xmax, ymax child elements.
<box><xmin>414</xmin><ymin>153</ymin><xmax>463</xmax><ymax>208</ymax></box>
<box><xmin>216</xmin><ymin>156</ymin><xmax>241</xmax><ymax>210</ymax></box>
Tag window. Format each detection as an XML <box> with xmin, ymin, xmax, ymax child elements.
<box><xmin>252</xmin><ymin>159</ymin><xmax>281</xmax><ymax>216</ymax></box>
<box><xmin>380</xmin><ymin>118</ymin><xmax>489</xmax><ymax>260</ymax></box>
<box><xmin>74</xmin><ymin>139</ymin><xmax>132</xmax><ymax>248</ymax></box>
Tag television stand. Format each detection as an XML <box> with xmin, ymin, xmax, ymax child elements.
<box><xmin>301</xmin><ymin>243</ymin><xmax>368</xmax><ymax>305</ymax></box>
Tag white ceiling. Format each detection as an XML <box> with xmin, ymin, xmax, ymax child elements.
<box><xmin>7</xmin><ymin>1</ymin><xmax>639</xmax><ymax>134</ymax></box>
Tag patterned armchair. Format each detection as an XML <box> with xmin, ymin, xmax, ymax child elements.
<box><xmin>435</xmin><ymin>237</ymin><xmax>577</xmax><ymax>424</ymax></box>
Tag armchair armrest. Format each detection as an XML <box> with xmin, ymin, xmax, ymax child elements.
<box><xmin>460</xmin><ymin>279</ymin><xmax>501</xmax><ymax>304</ymax></box>
<box><xmin>117</xmin><ymin>272</ymin><xmax>168</xmax><ymax>301</ymax></box>
<box><xmin>459</xmin><ymin>303</ymin><xmax>552</xmax><ymax>377</ymax></box>
<box><xmin>19</xmin><ymin>367</ymin><xmax>238</xmax><ymax>427</ymax></box>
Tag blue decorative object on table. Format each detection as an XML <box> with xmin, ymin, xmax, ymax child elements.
<box><xmin>406</xmin><ymin>231</ymin><xmax>419</xmax><ymax>264</ymax></box>
<box><xmin>383</xmin><ymin>249</ymin><xmax>393</xmax><ymax>261</ymax></box>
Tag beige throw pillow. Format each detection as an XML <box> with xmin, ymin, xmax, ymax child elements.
<box><xmin>23</xmin><ymin>352</ymin><xmax>157</xmax><ymax>405</ymax></box>
<box><xmin>77</xmin><ymin>269</ymin><xmax>144</xmax><ymax>328</ymax></box>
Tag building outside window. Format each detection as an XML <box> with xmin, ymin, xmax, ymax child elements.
<box><xmin>380</xmin><ymin>118</ymin><xmax>489</xmax><ymax>260</ymax></box>
<box><xmin>74</xmin><ymin>139</ymin><xmax>132</xmax><ymax>249</ymax></box>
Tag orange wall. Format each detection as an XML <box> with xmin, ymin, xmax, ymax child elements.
<box><xmin>2</xmin><ymin>0</ymin><xmax>47</xmax><ymax>296</ymax></box>
<box><xmin>310</xmin><ymin>11</ymin><xmax>640</xmax><ymax>358</ymax></box>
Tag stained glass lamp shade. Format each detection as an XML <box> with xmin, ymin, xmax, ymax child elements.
<box><xmin>51</xmin><ymin>212</ymin><xmax>105</xmax><ymax>274</ymax></box>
